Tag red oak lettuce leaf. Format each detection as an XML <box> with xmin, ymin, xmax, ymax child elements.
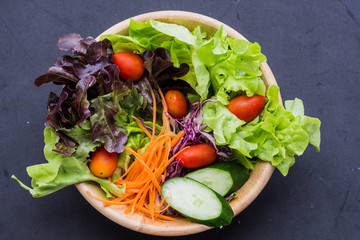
<box><xmin>89</xmin><ymin>88</ymin><xmax>129</xmax><ymax>153</ymax></box>
<box><xmin>46</xmin><ymin>76</ymin><xmax>96</xmax><ymax>130</ymax></box>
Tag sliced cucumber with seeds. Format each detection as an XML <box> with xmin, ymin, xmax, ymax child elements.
<box><xmin>185</xmin><ymin>162</ymin><xmax>249</xmax><ymax>197</ymax></box>
<box><xmin>161</xmin><ymin>177</ymin><xmax>234</xmax><ymax>227</ymax></box>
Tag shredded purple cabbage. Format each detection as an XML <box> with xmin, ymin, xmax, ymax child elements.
<box><xmin>170</xmin><ymin>99</ymin><xmax>230</xmax><ymax>158</ymax></box>
<box><xmin>165</xmin><ymin>159</ymin><xmax>190</xmax><ymax>180</ymax></box>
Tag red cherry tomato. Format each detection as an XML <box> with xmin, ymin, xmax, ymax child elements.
<box><xmin>89</xmin><ymin>147</ymin><xmax>118</xmax><ymax>178</ymax></box>
<box><xmin>113</xmin><ymin>52</ymin><xmax>144</xmax><ymax>81</ymax></box>
<box><xmin>226</xmin><ymin>95</ymin><xmax>266</xmax><ymax>123</ymax></box>
<box><xmin>165</xmin><ymin>90</ymin><xmax>189</xmax><ymax>119</ymax></box>
<box><xmin>176</xmin><ymin>144</ymin><xmax>217</xmax><ymax>169</ymax></box>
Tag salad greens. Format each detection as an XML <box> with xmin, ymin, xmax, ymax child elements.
<box><xmin>101</xmin><ymin>19</ymin><xmax>266</xmax><ymax>104</ymax></box>
<box><xmin>103</xmin><ymin>19</ymin><xmax>320</xmax><ymax>176</ymax></box>
<box><xmin>12</xmin><ymin>126</ymin><xmax>124</xmax><ymax>198</ymax></box>
<box><xmin>203</xmin><ymin>85</ymin><xmax>320</xmax><ymax>175</ymax></box>
<box><xmin>13</xmin><ymin>19</ymin><xmax>320</xmax><ymax>202</ymax></box>
<box><xmin>13</xmin><ymin>32</ymin><xmax>189</xmax><ymax>197</ymax></box>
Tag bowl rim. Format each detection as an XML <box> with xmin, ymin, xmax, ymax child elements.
<box><xmin>76</xmin><ymin>10</ymin><xmax>276</xmax><ymax>236</ymax></box>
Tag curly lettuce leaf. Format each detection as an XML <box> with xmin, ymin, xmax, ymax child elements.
<box><xmin>58</xmin><ymin>120</ymin><xmax>101</xmax><ymax>162</ymax></box>
<box><xmin>203</xmin><ymin>85</ymin><xmax>321</xmax><ymax>176</ymax></box>
<box><xmin>285</xmin><ymin>98</ymin><xmax>321</xmax><ymax>152</ymax></box>
<box><xmin>197</xmin><ymin>26</ymin><xmax>229</xmax><ymax>67</ymax></box>
<box><xmin>12</xmin><ymin>127</ymin><xmax>125</xmax><ymax>198</ymax></box>
<box><xmin>206</xmin><ymin>35</ymin><xmax>267</xmax><ymax>105</ymax></box>
<box><xmin>102</xmin><ymin>20</ymin><xmax>267</xmax><ymax>104</ymax></box>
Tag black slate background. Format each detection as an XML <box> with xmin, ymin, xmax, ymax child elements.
<box><xmin>1</xmin><ymin>0</ymin><xmax>359</xmax><ymax>239</ymax></box>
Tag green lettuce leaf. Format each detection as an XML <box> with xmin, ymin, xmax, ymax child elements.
<box><xmin>202</xmin><ymin>100</ymin><xmax>245</xmax><ymax>145</ymax></box>
<box><xmin>285</xmin><ymin>98</ymin><xmax>321</xmax><ymax>152</ymax></box>
<box><xmin>191</xmin><ymin>26</ymin><xmax>211</xmax><ymax>100</ymax></box>
<box><xmin>206</xmin><ymin>37</ymin><xmax>267</xmax><ymax>105</ymax></box>
<box><xmin>102</xmin><ymin>20</ymin><xmax>267</xmax><ymax>103</ymax></box>
<box><xmin>197</xmin><ymin>26</ymin><xmax>229</xmax><ymax>67</ymax></box>
<box><xmin>148</xmin><ymin>20</ymin><xmax>196</xmax><ymax>46</ymax></box>
<box><xmin>12</xmin><ymin>127</ymin><xmax>125</xmax><ymax>198</ymax></box>
<box><xmin>58</xmin><ymin>120</ymin><xmax>101</xmax><ymax>162</ymax></box>
<box><xmin>203</xmin><ymin>85</ymin><xmax>321</xmax><ymax>176</ymax></box>
<box><xmin>99</xmin><ymin>34</ymin><xmax>145</xmax><ymax>53</ymax></box>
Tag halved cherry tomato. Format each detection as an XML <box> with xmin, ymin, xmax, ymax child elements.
<box><xmin>89</xmin><ymin>147</ymin><xmax>118</xmax><ymax>178</ymax></box>
<box><xmin>113</xmin><ymin>52</ymin><xmax>144</xmax><ymax>81</ymax></box>
<box><xmin>165</xmin><ymin>90</ymin><xmax>188</xmax><ymax>119</ymax></box>
<box><xmin>226</xmin><ymin>95</ymin><xmax>266</xmax><ymax>123</ymax></box>
<box><xmin>176</xmin><ymin>144</ymin><xmax>217</xmax><ymax>169</ymax></box>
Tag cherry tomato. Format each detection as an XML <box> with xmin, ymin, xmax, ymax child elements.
<box><xmin>165</xmin><ymin>90</ymin><xmax>189</xmax><ymax>119</ymax></box>
<box><xmin>226</xmin><ymin>95</ymin><xmax>266</xmax><ymax>123</ymax></box>
<box><xmin>113</xmin><ymin>52</ymin><xmax>144</xmax><ymax>81</ymax></box>
<box><xmin>176</xmin><ymin>144</ymin><xmax>217</xmax><ymax>169</ymax></box>
<box><xmin>89</xmin><ymin>147</ymin><xmax>118</xmax><ymax>178</ymax></box>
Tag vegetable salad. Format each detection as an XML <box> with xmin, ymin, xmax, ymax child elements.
<box><xmin>12</xmin><ymin>19</ymin><xmax>321</xmax><ymax>227</ymax></box>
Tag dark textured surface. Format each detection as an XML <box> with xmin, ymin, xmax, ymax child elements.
<box><xmin>1</xmin><ymin>0</ymin><xmax>359</xmax><ymax>239</ymax></box>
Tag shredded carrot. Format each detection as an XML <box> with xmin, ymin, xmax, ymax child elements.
<box><xmin>88</xmin><ymin>87</ymin><xmax>185</xmax><ymax>221</ymax></box>
<box><xmin>171</xmin><ymin>131</ymin><xmax>184</xmax><ymax>147</ymax></box>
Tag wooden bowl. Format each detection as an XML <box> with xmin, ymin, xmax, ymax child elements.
<box><xmin>76</xmin><ymin>10</ymin><xmax>277</xmax><ymax>236</ymax></box>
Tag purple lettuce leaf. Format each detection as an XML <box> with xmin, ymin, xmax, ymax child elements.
<box><xmin>57</xmin><ymin>33</ymin><xmax>96</xmax><ymax>54</ymax></box>
<box><xmin>45</xmin><ymin>75</ymin><xmax>96</xmax><ymax>130</ymax></box>
<box><xmin>46</xmin><ymin>85</ymin><xmax>76</xmax><ymax>130</ymax></box>
<box><xmin>85</xmin><ymin>39</ymin><xmax>113</xmax><ymax>64</ymax></box>
<box><xmin>72</xmin><ymin>76</ymin><xmax>96</xmax><ymax>125</ymax></box>
<box><xmin>35</xmin><ymin>35</ymin><xmax>119</xmax><ymax>97</ymax></box>
<box><xmin>89</xmin><ymin>92</ymin><xmax>128</xmax><ymax>154</ymax></box>
<box><xmin>36</xmin><ymin>36</ymin><xmax>191</xmax><ymax>156</ymax></box>
<box><xmin>35</xmin><ymin>33</ymin><xmax>132</xmax><ymax>156</ymax></box>
<box><xmin>34</xmin><ymin>56</ymin><xmax>79</xmax><ymax>87</ymax></box>
<box><xmin>58</xmin><ymin>33</ymin><xmax>82</xmax><ymax>51</ymax></box>
<box><xmin>37</xmin><ymin>34</ymin><xmax>122</xmax><ymax>132</ymax></box>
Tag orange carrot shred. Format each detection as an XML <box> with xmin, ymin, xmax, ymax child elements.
<box><xmin>171</xmin><ymin>131</ymin><xmax>184</xmax><ymax>148</ymax></box>
<box><xmin>131</xmin><ymin>116</ymin><xmax>152</xmax><ymax>139</ymax></box>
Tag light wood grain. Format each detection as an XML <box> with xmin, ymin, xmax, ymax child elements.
<box><xmin>76</xmin><ymin>10</ymin><xmax>278</xmax><ymax>236</ymax></box>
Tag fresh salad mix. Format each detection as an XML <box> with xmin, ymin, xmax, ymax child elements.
<box><xmin>12</xmin><ymin>19</ymin><xmax>321</xmax><ymax>227</ymax></box>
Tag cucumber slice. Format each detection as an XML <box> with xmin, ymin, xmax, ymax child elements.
<box><xmin>185</xmin><ymin>162</ymin><xmax>249</xmax><ymax>197</ymax></box>
<box><xmin>161</xmin><ymin>177</ymin><xmax>234</xmax><ymax>227</ymax></box>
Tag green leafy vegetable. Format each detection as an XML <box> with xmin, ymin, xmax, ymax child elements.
<box><xmin>11</xmin><ymin>127</ymin><xmax>125</xmax><ymax>198</ymax></box>
<box><xmin>58</xmin><ymin>120</ymin><xmax>101</xmax><ymax>162</ymax></box>
<box><xmin>203</xmin><ymin>85</ymin><xmax>321</xmax><ymax>176</ymax></box>
<box><xmin>103</xmin><ymin>20</ymin><xmax>266</xmax><ymax>104</ymax></box>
